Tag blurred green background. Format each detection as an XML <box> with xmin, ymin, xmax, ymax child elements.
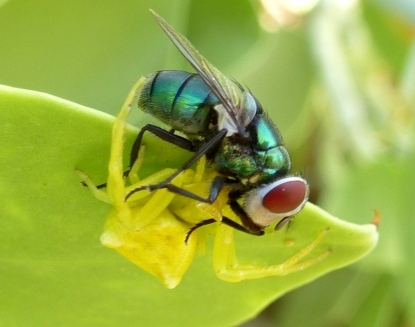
<box><xmin>0</xmin><ymin>0</ymin><xmax>414</xmax><ymax>326</ymax></box>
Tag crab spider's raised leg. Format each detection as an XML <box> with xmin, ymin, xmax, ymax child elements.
<box><xmin>126</xmin><ymin>144</ymin><xmax>146</xmax><ymax>185</ymax></box>
<box><xmin>213</xmin><ymin>225</ymin><xmax>331</xmax><ymax>282</ymax></box>
<box><xmin>107</xmin><ymin>77</ymin><xmax>146</xmax><ymax>207</ymax></box>
<box><xmin>110</xmin><ymin>77</ymin><xmax>201</xmax><ymax>231</ymax></box>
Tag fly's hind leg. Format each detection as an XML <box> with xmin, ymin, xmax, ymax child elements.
<box><xmin>130</xmin><ymin>125</ymin><xmax>196</xmax><ymax>168</ymax></box>
<box><xmin>213</xmin><ymin>225</ymin><xmax>331</xmax><ymax>282</ymax></box>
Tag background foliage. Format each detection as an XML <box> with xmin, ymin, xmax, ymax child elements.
<box><xmin>0</xmin><ymin>0</ymin><xmax>414</xmax><ymax>326</ymax></box>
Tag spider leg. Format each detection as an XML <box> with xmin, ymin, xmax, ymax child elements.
<box><xmin>213</xmin><ymin>226</ymin><xmax>330</xmax><ymax>282</ymax></box>
<box><xmin>126</xmin><ymin>129</ymin><xmax>227</xmax><ymax>203</ymax></box>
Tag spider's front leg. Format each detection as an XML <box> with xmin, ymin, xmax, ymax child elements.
<box><xmin>213</xmin><ymin>224</ymin><xmax>331</xmax><ymax>282</ymax></box>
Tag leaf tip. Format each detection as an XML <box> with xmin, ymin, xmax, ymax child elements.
<box><xmin>371</xmin><ymin>209</ymin><xmax>381</xmax><ymax>228</ymax></box>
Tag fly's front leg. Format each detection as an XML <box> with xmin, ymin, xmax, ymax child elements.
<box><xmin>213</xmin><ymin>226</ymin><xmax>331</xmax><ymax>282</ymax></box>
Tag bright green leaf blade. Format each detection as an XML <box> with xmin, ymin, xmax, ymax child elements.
<box><xmin>0</xmin><ymin>85</ymin><xmax>378</xmax><ymax>327</ymax></box>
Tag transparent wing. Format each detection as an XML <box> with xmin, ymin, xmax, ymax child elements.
<box><xmin>150</xmin><ymin>10</ymin><xmax>248</xmax><ymax>136</ymax></box>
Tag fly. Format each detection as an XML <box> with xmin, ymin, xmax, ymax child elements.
<box><xmin>127</xmin><ymin>10</ymin><xmax>309</xmax><ymax>236</ymax></box>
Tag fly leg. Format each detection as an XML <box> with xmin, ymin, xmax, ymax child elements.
<box><xmin>126</xmin><ymin>129</ymin><xmax>228</xmax><ymax>203</ymax></box>
<box><xmin>130</xmin><ymin>124</ymin><xmax>197</xmax><ymax>168</ymax></box>
<box><xmin>93</xmin><ymin>124</ymin><xmax>197</xmax><ymax>190</ymax></box>
<box><xmin>185</xmin><ymin>216</ymin><xmax>265</xmax><ymax>243</ymax></box>
<box><xmin>192</xmin><ymin>189</ymin><xmax>266</xmax><ymax>237</ymax></box>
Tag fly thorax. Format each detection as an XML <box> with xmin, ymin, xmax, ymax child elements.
<box><xmin>256</xmin><ymin>146</ymin><xmax>291</xmax><ymax>183</ymax></box>
<box><xmin>213</xmin><ymin>138</ymin><xmax>259</xmax><ymax>180</ymax></box>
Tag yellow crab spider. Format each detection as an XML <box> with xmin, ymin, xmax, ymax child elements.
<box><xmin>77</xmin><ymin>78</ymin><xmax>330</xmax><ymax>289</ymax></box>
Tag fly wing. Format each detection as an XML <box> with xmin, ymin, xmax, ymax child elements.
<box><xmin>150</xmin><ymin>10</ymin><xmax>248</xmax><ymax>137</ymax></box>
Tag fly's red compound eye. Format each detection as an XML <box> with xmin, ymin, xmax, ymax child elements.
<box><xmin>262</xmin><ymin>178</ymin><xmax>308</xmax><ymax>214</ymax></box>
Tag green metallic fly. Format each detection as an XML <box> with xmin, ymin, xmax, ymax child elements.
<box><xmin>127</xmin><ymin>10</ymin><xmax>309</xmax><ymax>237</ymax></box>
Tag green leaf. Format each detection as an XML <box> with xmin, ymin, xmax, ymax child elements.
<box><xmin>0</xmin><ymin>85</ymin><xmax>378</xmax><ymax>326</ymax></box>
<box><xmin>268</xmin><ymin>269</ymin><xmax>397</xmax><ymax>327</ymax></box>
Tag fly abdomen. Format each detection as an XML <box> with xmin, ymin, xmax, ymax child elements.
<box><xmin>138</xmin><ymin>70</ymin><xmax>219</xmax><ymax>136</ymax></box>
